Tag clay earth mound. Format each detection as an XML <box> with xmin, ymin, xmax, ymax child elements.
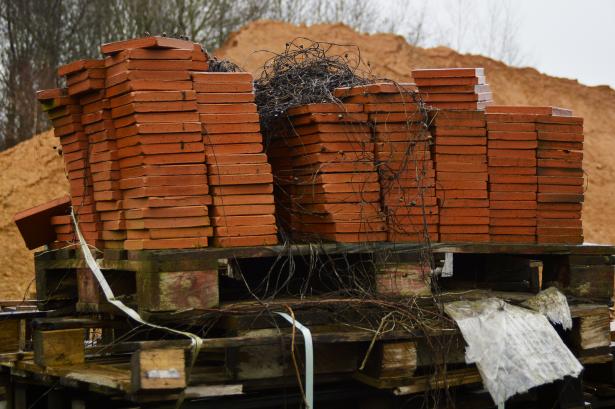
<box><xmin>2</xmin><ymin>20</ymin><xmax>614</xmax><ymax>299</ymax></box>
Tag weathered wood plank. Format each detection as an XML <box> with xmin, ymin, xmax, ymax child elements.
<box><xmin>33</xmin><ymin>329</ymin><xmax>84</xmax><ymax>367</ymax></box>
<box><xmin>131</xmin><ymin>348</ymin><xmax>186</xmax><ymax>391</ymax></box>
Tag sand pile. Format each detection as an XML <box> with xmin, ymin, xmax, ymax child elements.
<box><xmin>2</xmin><ymin>20</ymin><xmax>614</xmax><ymax>298</ymax></box>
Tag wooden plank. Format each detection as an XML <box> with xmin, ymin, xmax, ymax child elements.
<box><xmin>131</xmin><ymin>348</ymin><xmax>186</xmax><ymax>391</ymax></box>
<box><xmin>33</xmin><ymin>329</ymin><xmax>84</xmax><ymax>367</ymax></box>
<box><xmin>571</xmin><ymin>307</ymin><xmax>611</xmax><ymax>351</ymax></box>
<box><xmin>375</xmin><ymin>263</ymin><xmax>431</xmax><ymax>296</ymax></box>
<box><xmin>137</xmin><ymin>269</ymin><xmax>218</xmax><ymax>312</ymax></box>
<box><xmin>361</xmin><ymin>341</ymin><xmax>417</xmax><ymax>379</ymax></box>
<box><xmin>13</xmin><ymin>359</ymin><xmax>131</xmax><ymax>393</ymax></box>
<box><xmin>0</xmin><ymin>320</ymin><xmax>21</xmax><ymax>353</ymax></box>
<box><xmin>568</xmin><ymin>264</ymin><xmax>614</xmax><ymax>300</ymax></box>
<box><xmin>354</xmin><ymin>366</ymin><xmax>481</xmax><ymax>391</ymax></box>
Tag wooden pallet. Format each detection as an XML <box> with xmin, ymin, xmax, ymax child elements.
<box><xmin>0</xmin><ymin>295</ymin><xmax>609</xmax><ymax>408</ymax></box>
<box><xmin>34</xmin><ymin>242</ymin><xmax>615</xmax><ymax>315</ymax></box>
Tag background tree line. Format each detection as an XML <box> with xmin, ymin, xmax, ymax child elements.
<box><xmin>0</xmin><ymin>0</ymin><xmax>521</xmax><ymax>151</ymax></box>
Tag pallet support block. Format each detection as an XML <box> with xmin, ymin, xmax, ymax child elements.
<box><xmin>33</xmin><ymin>328</ymin><xmax>84</xmax><ymax>367</ymax></box>
<box><xmin>137</xmin><ymin>269</ymin><xmax>219</xmax><ymax>312</ymax></box>
<box><xmin>131</xmin><ymin>348</ymin><xmax>186</xmax><ymax>391</ymax></box>
<box><xmin>375</xmin><ymin>262</ymin><xmax>431</xmax><ymax>296</ymax></box>
<box><xmin>570</xmin><ymin>305</ymin><xmax>611</xmax><ymax>364</ymax></box>
<box><xmin>361</xmin><ymin>341</ymin><xmax>417</xmax><ymax>379</ymax></box>
<box><xmin>566</xmin><ymin>255</ymin><xmax>614</xmax><ymax>301</ymax></box>
<box><xmin>76</xmin><ymin>267</ymin><xmax>104</xmax><ymax>307</ymax></box>
<box><xmin>0</xmin><ymin>319</ymin><xmax>22</xmax><ymax>353</ymax></box>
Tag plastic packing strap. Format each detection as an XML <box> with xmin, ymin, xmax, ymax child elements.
<box><xmin>276</xmin><ymin>312</ymin><xmax>314</xmax><ymax>409</ymax></box>
<box><xmin>444</xmin><ymin>297</ymin><xmax>582</xmax><ymax>406</ymax></box>
<box><xmin>70</xmin><ymin>211</ymin><xmax>202</xmax><ymax>409</ymax></box>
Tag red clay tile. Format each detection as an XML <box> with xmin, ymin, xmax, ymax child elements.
<box><xmin>414</xmin><ymin>76</ymin><xmax>486</xmax><ymax>86</ymax></box>
<box><xmin>486</xmin><ymin>106</ymin><xmax>572</xmax><ymax>116</ymax></box>
<box><xmin>101</xmin><ymin>36</ymin><xmax>195</xmax><ymax>54</ymax></box>
<box><xmin>14</xmin><ymin>196</ymin><xmax>71</xmax><ymax>249</ymax></box>
<box><xmin>58</xmin><ymin>59</ymin><xmax>104</xmax><ymax>77</ymax></box>
<box><xmin>211</xmin><ymin>235</ymin><xmax>277</xmax><ymax>247</ymax></box>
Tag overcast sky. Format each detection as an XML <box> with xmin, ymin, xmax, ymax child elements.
<box><xmin>393</xmin><ymin>0</ymin><xmax>615</xmax><ymax>89</ymax></box>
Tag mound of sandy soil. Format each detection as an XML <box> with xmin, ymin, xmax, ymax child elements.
<box><xmin>2</xmin><ymin>20</ymin><xmax>613</xmax><ymax>298</ymax></box>
<box><xmin>0</xmin><ymin>130</ymin><xmax>68</xmax><ymax>299</ymax></box>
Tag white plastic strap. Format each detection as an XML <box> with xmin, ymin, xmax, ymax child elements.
<box><xmin>70</xmin><ymin>212</ymin><xmax>202</xmax><ymax>408</ymax></box>
<box><xmin>276</xmin><ymin>312</ymin><xmax>314</xmax><ymax>409</ymax></box>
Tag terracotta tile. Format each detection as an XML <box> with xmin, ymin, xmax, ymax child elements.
<box><xmin>488</xmin><ymin>149</ymin><xmax>535</xmax><ymax>159</ymax></box>
<box><xmin>491</xmin><ymin>235</ymin><xmax>536</xmax><ymax>243</ymax></box>
<box><xmin>198</xmin><ymin>103</ymin><xmax>257</xmax><ymax>114</ymax></box>
<box><xmin>119</xmin><ymin>152</ymin><xmax>205</xmax><ymax>168</ymax></box>
<box><xmin>364</xmin><ymin>104</ymin><xmax>423</xmax><ymax>114</ymax></box>
<box><xmin>58</xmin><ymin>59</ymin><xmax>104</xmax><ymax>77</ymax></box>
<box><xmin>109</xmin><ymin>90</ymin><xmax>196</xmax><ymax>108</ymax></box>
<box><xmin>208</xmin><ymin>173</ymin><xmax>273</xmax><ymax>186</ymax></box>
<box><xmin>116</xmin><ymin>132</ymin><xmax>202</xmax><ymax>148</ymax></box>
<box><xmin>124</xmin><ymin>237</ymin><xmax>208</xmax><ymax>250</ymax></box>
<box><xmin>486</xmin><ymin>113</ymin><xmax>539</xmax><ymax>123</ymax></box>
<box><xmin>421</xmin><ymin>92</ymin><xmax>492</xmax><ymax>102</ymax></box>
<box><xmin>211</xmin><ymin>205</ymin><xmax>275</xmax><ymax>216</ymax></box>
<box><xmin>490</xmin><ymin>183</ymin><xmax>536</xmax><ymax>192</ymax></box>
<box><xmin>122</xmin><ymin>184</ymin><xmax>209</xmax><ymax>198</ymax></box>
<box><xmin>537</xmin><ymin>218</ymin><xmax>581</xmax><ymax>228</ymax></box>
<box><xmin>490</xmin><ymin>200</ymin><xmax>537</xmax><ymax>210</ymax></box>
<box><xmin>211</xmin><ymin>235</ymin><xmax>277</xmax><ymax>247</ymax></box>
<box><xmin>441</xmin><ymin>225</ymin><xmax>489</xmax><ymax>234</ymax></box>
<box><xmin>537</xmin><ymin>193</ymin><xmax>583</xmax><ymax>203</ymax></box>
<box><xmin>36</xmin><ymin>88</ymin><xmax>65</xmax><ymax>101</ymax></box>
<box><xmin>123</xmin><ymin>196</ymin><xmax>211</xmax><ymax>209</ymax></box>
<box><xmin>413</xmin><ymin>68</ymin><xmax>484</xmax><ymax>78</ymax></box>
<box><xmin>486</xmin><ymin>105</ymin><xmax>572</xmax><ymax>116</ymax></box>
<box><xmin>106</xmin><ymin>60</ymin><xmax>193</xmax><ymax>77</ymax></box>
<box><xmin>287</xmin><ymin>103</ymin><xmax>363</xmax><ymax>116</ymax></box>
<box><xmin>210</xmin><ymin>215</ymin><xmax>276</xmax><ymax>226</ymax></box>
<box><xmin>210</xmin><ymin>184</ymin><xmax>273</xmax><ymax>195</ymax></box>
<box><xmin>101</xmin><ymin>36</ymin><xmax>195</xmax><ymax>55</ymax></box>
<box><xmin>110</xmin><ymin>101</ymin><xmax>196</xmax><ymax>118</ymax></box>
<box><xmin>432</xmin><ymin>136</ymin><xmax>485</xmax><ymax>146</ymax></box>
<box><xmin>414</xmin><ymin>76</ymin><xmax>486</xmax><ymax>86</ymax></box>
<box><xmin>120</xmin><ymin>175</ymin><xmax>206</xmax><ymax>189</ymax></box>
<box><xmin>203</xmin><ymin>133</ymin><xmax>263</xmax><ymax>145</ymax></box>
<box><xmin>488</xmin><ymin>140</ymin><xmax>537</xmax><ymax>149</ymax></box>
<box><xmin>538</xmin><ymin>140</ymin><xmax>583</xmax><ymax>150</ymax></box>
<box><xmin>439</xmin><ymin>233</ymin><xmax>489</xmax><ymax>242</ymax></box>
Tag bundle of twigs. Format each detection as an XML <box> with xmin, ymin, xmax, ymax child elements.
<box><xmin>254</xmin><ymin>38</ymin><xmax>373</xmax><ymax>133</ymax></box>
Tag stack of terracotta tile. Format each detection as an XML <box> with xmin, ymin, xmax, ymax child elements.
<box><xmin>282</xmin><ymin>102</ymin><xmax>385</xmax><ymax>243</ymax></box>
<box><xmin>50</xmin><ymin>215</ymin><xmax>74</xmax><ymax>249</ymax></box>
<box><xmin>194</xmin><ymin>72</ymin><xmax>278</xmax><ymax>247</ymax></box>
<box><xmin>430</xmin><ymin>110</ymin><xmax>489</xmax><ymax>242</ymax></box>
<box><xmin>59</xmin><ymin>59</ymin><xmax>120</xmax><ymax>248</ymax></box>
<box><xmin>335</xmin><ymin>83</ymin><xmax>438</xmax><ymax>242</ymax></box>
<box><xmin>412</xmin><ymin>68</ymin><xmax>493</xmax><ymax>110</ymax></box>
<box><xmin>535</xmin><ymin>109</ymin><xmax>584</xmax><ymax>244</ymax></box>
<box><xmin>485</xmin><ymin>107</ymin><xmax>539</xmax><ymax>243</ymax></box>
<box><xmin>36</xmin><ymin>89</ymin><xmax>103</xmax><ymax>248</ymax></box>
<box><xmin>100</xmin><ymin>39</ymin><xmax>211</xmax><ymax>250</ymax></box>
<box><xmin>264</xmin><ymin>120</ymin><xmax>296</xmax><ymax>237</ymax></box>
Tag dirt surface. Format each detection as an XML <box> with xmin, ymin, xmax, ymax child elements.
<box><xmin>2</xmin><ymin>20</ymin><xmax>614</xmax><ymax>298</ymax></box>
<box><xmin>0</xmin><ymin>130</ymin><xmax>68</xmax><ymax>299</ymax></box>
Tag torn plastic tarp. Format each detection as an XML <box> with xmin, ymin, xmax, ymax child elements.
<box><xmin>522</xmin><ymin>287</ymin><xmax>573</xmax><ymax>330</ymax></box>
<box><xmin>444</xmin><ymin>295</ymin><xmax>583</xmax><ymax>405</ymax></box>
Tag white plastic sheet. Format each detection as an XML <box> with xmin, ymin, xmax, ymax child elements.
<box><xmin>445</xmin><ymin>296</ymin><xmax>583</xmax><ymax>406</ymax></box>
<box><xmin>522</xmin><ymin>287</ymin><xmax>573</xmax><ymax>330</ymax></box>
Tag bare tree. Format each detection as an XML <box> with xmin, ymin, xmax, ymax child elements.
<box><xmin>0</xmin><ymin>0</ymin><xmax>431</xmax><ymax>150</ymax></box>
